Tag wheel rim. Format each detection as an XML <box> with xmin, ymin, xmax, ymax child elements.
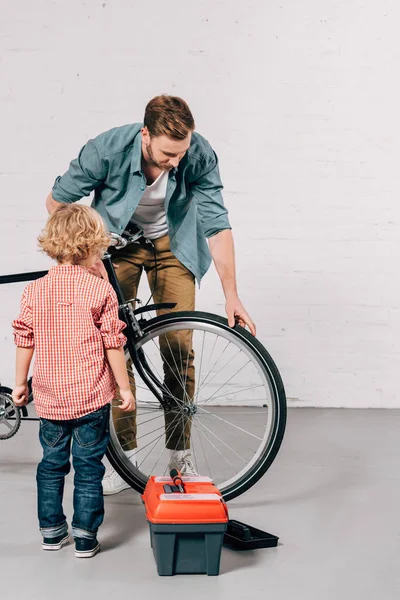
<box><xmin>0</xmin><ymin>393</ymin><xmax>21</xmax><ymax>440</ymax></box>
<box><xmin>110</xmin><ymin>318</ymin><xmax>281</xmax><ymax>496</ymax></box>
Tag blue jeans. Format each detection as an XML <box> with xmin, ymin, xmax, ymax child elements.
<box><xmin>37</xmin><ymin>403</ymin><xmax>110</xmax><ymax>540</ymax></box>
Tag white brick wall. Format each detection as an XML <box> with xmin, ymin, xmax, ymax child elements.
<box><xmin>1</xmin><ymin>0</ymin><xmax>398</xmax><ymax>407</ymax></box>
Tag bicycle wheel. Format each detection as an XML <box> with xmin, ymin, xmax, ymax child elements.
<box><xmin>0</xmin><ymin>388</ymin><xmax>21</xmax><ymax>440</ymax></box>
<box><xmin>107</xmin><ymin>311</ymin><xmax>286</xmax><ymax>501</ymax></box>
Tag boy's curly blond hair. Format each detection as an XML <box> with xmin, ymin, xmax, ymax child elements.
<box><xmin>38</xmin><ymin>204</ymin><xmax>110</xmax><ymax>264</ymax></box>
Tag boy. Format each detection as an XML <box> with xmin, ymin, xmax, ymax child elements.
<box><xmin>12</xmin><ymin>204</ymin><xmax>135</xmax><ymax>558</ymax></box>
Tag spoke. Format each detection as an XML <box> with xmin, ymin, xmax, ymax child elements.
<box><xmin>162</xmin><ymin>334</ymin><xmax>192</xmax><ymax>404</ymax></box>
<box><xmin>201</xmin><ymin>358</ymin><xmax>252</xmax><ymax>406</ymax></box>
<box><xmin>182</xmin><ymin>333</ymin><xmax>192</xmax><ymax>404</ymax></box>
<box><xmin>134</xmin><ymin>383</ymin><xmax>160</xmax><ymax>393</ymax></box>
<box><xmin>197</xmin><ymin>410</ymin><xmax>261</xmax><ymax>456</ymax></box>
<box><xmin>144</xmin><ymin>341</ymin><xmax>188</xmax><ymax>409</ymax></box>
<box><xmin>189</xmin><ymin>418</ymin><xmax>199</xmax><ymax>473</ymax></box>
<box><xmin>147</xmin><ymin>409</ymin><xmax>188</xmax><ymax>474</ymax></box>
<box><xmin>116</xmin><ymin>411</ymin><xmax>166</xmax><ymax>445</ymax></box>
<box><xmin>194</xmin><ymin>415</ymin><xmax>213</xmax><ymax>479</ymax></box>
<box><xmin>190</xmin><ymin>419</ymin><xmax>238</xmax><ymax>476</ymax></box>
<box><xmin>172</xmin><ymin>409</ymin><xmax>189</xmax><ymax>452</ymax></box>
<box><xmin>203</xmin><ymin>410</ymin><xmax>268</xmax><ymax>415</ymax></box>
<box><xmin>177</xmin><ymin>332</ymin><xmax>184</xmax><ymax>391</ymax></box>
<box><xmin>194</xmin><ymin>330</ymin><xmax>206</xmax><ymax>405</ymax></box>
<box><xmin>193</xmin><ymin>417</ymin><xmax>248</xmax><ymax>464</ymax></box>
<box><xmin>136</xmin><ymin>430</ymin><xmax>165</xmax><ymax>470</ymax></box>
<box><xmin>196</xmin><ymin>345</ymin><xmax>248</xmax><ymax>404</ymax></box>
<box><xmin>197</xmin><ymin>384</ymin><xmax>265</xmax><ymax>404</ymax></box>
<box><xmin>112</xmin><ymin>409</ymin><xmax>160</xmax><ymax>421</ymax></box>
<box><xmin>203</xmin><ymin>329</ymin><xmax>219</xmax><ymax>374</ymax></box>
<box><xmin>1</xmin><ymin>420</ymin><xmax>13</xmax><ymax>431</ymax></box>
<box><xmin>136</xmin><ymin>342</ymin><xmax>177</xmax><ymax>401</ymax></box>
<box><xmin>122</xmin><ymin>430</ymin><xmax>164</xmax><ymax>460</ymax></box>
<box><xmin>196</xmin><ymin>405</ymin><xmax>263</xmax><ymax>441</ymax></box>
<box><xmin>173</xmin><ymin>330</ymin><xmax>192</xmax><ymax>412</ymax></box>
<box><xmin>149</xmin><ymin>431</ymin><xmax>174</xmax><ymax>477</ymax></box>
<box><xmin>137</xmin><ymin>413</ymin><xmax>165</xmax><ymax>427</ymax></box>
<box><xmin>115</xmin><ymin>425</ymin><xmax>138</xmax><ymax>437</ymax></box>
<box><xmin>149</xmin><ymin>336</ymin><xmax>187</xmax><ymax>398</ymax></box>
<box><xmin>196</xmin><ymin>338</ymin><xmax>233</xmax><ymax>392</ymax></box>
<box><xmin>135</xmin><ymin>423</ymin><xmax>166</xmax><ymax>442</ymax></box>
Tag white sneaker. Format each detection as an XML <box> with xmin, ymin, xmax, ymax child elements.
<box><xmin>102</xmin><ymin>449</ymin><xmax>137</xmax><ymax>496</ymax></box>
<box><xmin>168</xmin><ymin>450</ymin><xmax>198</xmax><ymax>476</ymax></box>
<box><xmin>102</xmin><ymin>467</ymin><xmax>130</xmax><ymax>495</ymax></box>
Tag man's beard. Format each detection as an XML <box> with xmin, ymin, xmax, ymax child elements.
<box><xmin>146</xmin><ymin>143</ymin><xmax>172</xmax><ymax>171</ymax></box>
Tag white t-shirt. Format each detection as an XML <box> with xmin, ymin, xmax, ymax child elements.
<box><xmin>130</xmin><ymin>171</ymin><xmax>169</xmax><ymax>240</ymax></box>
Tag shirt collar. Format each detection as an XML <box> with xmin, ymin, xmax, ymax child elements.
<box><xmin>130</xmin><ymin>129</ymin><xmax>143</xmax><ymax>174</ymax></box>
<box><xmin>48</xmin><ymin>264</ymin><xmax>90</xmax><ymax>274</ymax></box>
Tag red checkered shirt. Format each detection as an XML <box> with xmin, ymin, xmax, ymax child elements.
<box><xmin>12</xmin><ymin>264</ymin><xmax>127</xmax><ymax>420</ymax></box>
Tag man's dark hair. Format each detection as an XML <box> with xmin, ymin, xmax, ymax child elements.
<box><xmin>144</xmin><ymin>95</ymin><xmax>195</xmax><ymax>140</ymax></box>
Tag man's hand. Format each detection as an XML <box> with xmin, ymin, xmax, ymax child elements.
<box><xmin>119</xmin><ymin>388</ymin><xmax>136</xmax><ymax>412</ymax></box>
<box><xmin>88</xmin><ymin>258</ymin><xmax>120</xmax><ymax>280</ymax></box>
<box><xmin>88</xmin><ymin>258</ymin><xmax>109</xmax><ymax>280</ymax></box>
<box><xmin>225</xmin><ymin>294</ymin><xmax>256</xmax><ymax>336</ymax></box>
<box><xmin>208</xmin><ymin>230</ymin><xmax>256</xmax><ymax>336</ymax></box>
<box><xmin>12</xmin><ymin>384</ymin><xmax>29</xmax><ymax>407</ymax></box>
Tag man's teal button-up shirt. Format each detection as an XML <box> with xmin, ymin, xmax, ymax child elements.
<box><xmin>52</xmin><ymin>124</ymin><xmax>231</xmax><ymax>283</ymax></box>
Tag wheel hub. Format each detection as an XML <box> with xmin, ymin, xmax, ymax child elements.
<box><xmin>181</xmin><ymin>404</ymin><xmax>198</xmax><ymax>416</ymax></box>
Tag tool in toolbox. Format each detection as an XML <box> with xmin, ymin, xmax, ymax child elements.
<box><xmin>163</xmin><ymin>467</ymin><xmax>185</xmax><ymax>493</ymax></box>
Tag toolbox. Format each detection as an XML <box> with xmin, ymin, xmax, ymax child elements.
<box><xmin>223</xmin><ymin>519</ymin><xmax>279</xmax><ymax>550</ymax></box>
<box><xmin>142</xmin><ymin>475</ymin><xmax>228</xmax><ymax>576</ymax></box>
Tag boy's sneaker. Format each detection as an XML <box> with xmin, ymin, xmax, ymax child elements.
<box><xmin>168</xmin><ymin>450</ymin><xmax>198</xmax><ymax>476</ymax></box>
<box><xmin>42</xmin><ymin>533</ymin><xmax>70</xmax><ymax>551</ymax></box>
<box><xmin>74</xmin><ymin>537</ymin><xmax>101</xmax><ymax>558</ymax></box>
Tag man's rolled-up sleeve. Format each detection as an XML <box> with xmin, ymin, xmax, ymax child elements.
<box><xmin>52</xmin><ymin>139</ymin><xmax>107</xmax><ymax>203</ymax></box>
<box><xmin>191</xmin><ymin>151</ymin><xmax>232</xmax><ymax>238</ymax></box>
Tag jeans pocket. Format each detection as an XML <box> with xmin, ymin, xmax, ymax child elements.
<box><xmin>40</xmin><ymin>419</ymin><xmax>64</xmax><ymax>447</ymax></box>
<box><xmin>74</xmin><ymin>406</ymin><xmax>109</xmax><ymax>448</ymax></box>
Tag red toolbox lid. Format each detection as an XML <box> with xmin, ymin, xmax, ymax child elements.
<box><xmin>142</xmin><ymin>476</ymin><xmax>229</xmax><ymax>525</ymax></box>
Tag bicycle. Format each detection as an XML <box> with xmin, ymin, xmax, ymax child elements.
<box><xmin>0</xmin><ymin>230</ymin><xmax>287</xmax><ymax>501</ymax></box>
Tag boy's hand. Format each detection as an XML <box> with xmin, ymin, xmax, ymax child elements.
<box><xmin>12</xmin><ymin>384</ymin><xmax>29</xmax><ymax>407</ymax></box>
<box><xmin>119</xmin><ymin>388</ymin><xmax>136</xmax><ymax>412</ymax></box>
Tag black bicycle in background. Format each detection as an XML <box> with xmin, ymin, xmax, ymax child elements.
<box><xmin>0</xmin><ymin>231</ymin><xmax>286</xmax><ymax>501</ymax></box>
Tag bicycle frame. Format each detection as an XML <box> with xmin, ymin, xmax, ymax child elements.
<box><xmin>102</xmin><ymin>251</ymin><xmax>178</xmax><ymax>411</ymax></box>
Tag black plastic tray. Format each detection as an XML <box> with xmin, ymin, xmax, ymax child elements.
<box><xmin>223</xmin><ymin>519</ymin><xmax>279</xmax><ymax>550</ymax></box>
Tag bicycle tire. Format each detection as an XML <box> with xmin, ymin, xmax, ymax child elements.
<box><xmin>107</xmin><ymin>311</ymin><xmax>287</xmax><ymax>501</ymax></box>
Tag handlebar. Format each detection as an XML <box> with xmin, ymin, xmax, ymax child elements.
<box><xmin>108</xmin><ymin>226</ymin><xmax>144</xmax><ymax>250</ymax></box>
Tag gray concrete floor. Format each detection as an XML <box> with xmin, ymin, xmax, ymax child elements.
<box><xmin>1</xmin><ymin>408</ymin><xmax>399</xmax><ymax>600</ymax></box>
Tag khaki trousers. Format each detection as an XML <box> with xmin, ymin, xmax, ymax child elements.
<box><xmin>110</xmin><ymin>235</ymin><xmax>195</xmax><ymax>451</ymax></box>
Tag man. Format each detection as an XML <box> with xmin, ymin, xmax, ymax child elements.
<box><xmin>46</xmin><ymin>95</ymin><xmax>256</xmax><ymax>494</ymax></box>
